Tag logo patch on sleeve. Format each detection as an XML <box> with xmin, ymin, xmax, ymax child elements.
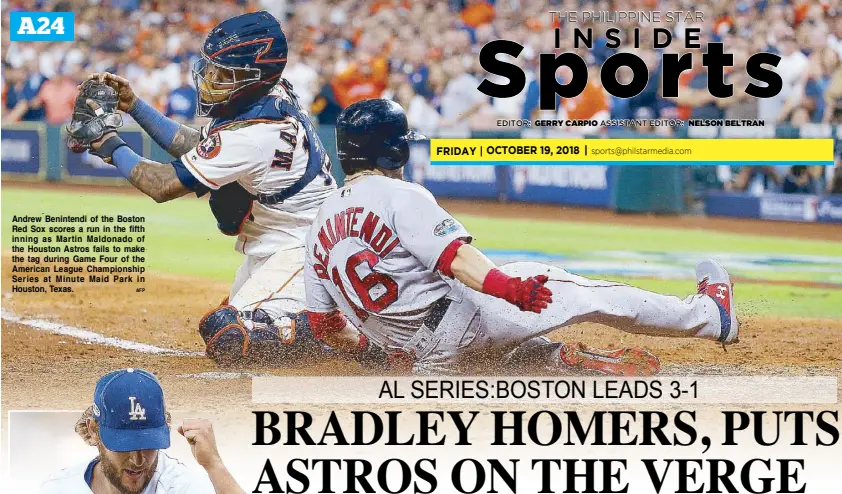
<box><xmin>433</xmin><ymin>218</ymin><xmax>460</xmax><ymax>237</ymax></box>
<box><xmin>196</xmin><ymin>133</ymin><xmax>221</xmax><ymax>159</ymax></box>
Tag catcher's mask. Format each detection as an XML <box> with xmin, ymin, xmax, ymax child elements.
<box><xmin>193</xmin><ymin>11</ymin><xmax>288</xmax><ymax>118</ymax></box>
<box><xmin>192</xmin><ymin>56</ymin><xmax>263</xmax><ymax>116</ymax></box>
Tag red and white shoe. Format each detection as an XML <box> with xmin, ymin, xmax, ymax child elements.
<box><xmin>558</xmin><ymin>342</ymin><xmax>661</xmax><ymax>376</ymax></box>
<box><xmin>696</xmin><ymin>259</ymin><xmax>739</xmax><ymax>345</ymax></box>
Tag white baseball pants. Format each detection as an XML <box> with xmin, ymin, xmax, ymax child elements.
<box><xmin>413</xmin><ymin>262</ymin><xmax>725</xmax><ymax>374</ymax></box>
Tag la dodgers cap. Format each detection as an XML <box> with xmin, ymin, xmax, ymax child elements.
<box><xmin>92</xmin><ymin>368</ymin><xmax>171</xmax><ymax>452</ymax></box>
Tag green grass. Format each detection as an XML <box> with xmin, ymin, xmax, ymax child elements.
<box><xmin>461</xmin><ymin>215</ymin><xmax>842</xmax><ymax>257</ymax></box>
<box><xmin>604</xmin><ymin>278</ymin><xmax>841</xmax><ymax>320</ymax></box>
<box><xmin>3</xmin><ymin>187</ymin><xmax>242</xmax><ymax>280</ymax></box>
<box><xmin>3</xmin><ymin>185</ymin><xmax>840</xmax><ymax>319</ymax></box>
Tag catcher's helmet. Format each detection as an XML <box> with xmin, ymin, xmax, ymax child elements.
<box><xmin>335</xmin><ymin>99</ymin><xmax>427</xmax><ymax>175</ymax></box>
<box><xmin>193</xmin><ymin>11</ymin><xmax>288</xmax><ymax>117</ymax></box>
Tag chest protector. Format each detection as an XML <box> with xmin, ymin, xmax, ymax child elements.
<box><xmin>207</xmin><ymin>82</ymin><xmax>332</xmax><ymax>235</ymax></box>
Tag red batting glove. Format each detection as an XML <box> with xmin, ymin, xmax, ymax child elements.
<box><xmin>482</xmin><ymin>269</ymin><xmax>553</xmax><ymax>313</ymax></box>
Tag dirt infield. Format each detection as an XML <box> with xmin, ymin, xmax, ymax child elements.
<box><xmin>2</xmin><ymin>181</ymin><xmax>841</xmax><ymax>413</ymax></box>
<box><xmin>3</xmin><ymin>249</ymin><xmax>840</xmax><ymax>412</ymax></box>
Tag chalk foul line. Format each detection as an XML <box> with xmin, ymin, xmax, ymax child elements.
<box><xmin>1</xmin><ymin>310</ymin><xmax>204</xmax><ymax>357</ymax></box>
<box><xmin>177</xmin><ymin>371</ymin><xmax>265</xmax><ymax>380</ymax></box>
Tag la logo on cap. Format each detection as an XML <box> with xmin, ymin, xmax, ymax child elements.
<box><xmin>128</xmin><ymin>396</ymin><xmax>147</xmax><ymax>421</ymax></box>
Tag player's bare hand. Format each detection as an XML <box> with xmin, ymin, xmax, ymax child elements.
<box><xmin>513</xmin><ymin>275</ymin><xmax>553</xmax><ymax>313</ymax></box>
<box><xmin>178</xmin><ymin>418</ymin><xmax>223</xmax><ymax>470</ymax></box>
<box><xmin>84</xmin><ymin>72</ymin><xmax>138</xmax><ymax>113</ymax></box>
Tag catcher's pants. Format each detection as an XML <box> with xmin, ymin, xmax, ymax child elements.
<box><xmin>410</xmin><ymin>262</ymin><xmax>724</xmax><ymax>375</ymax></box>
<box><xmin>228</xmin><ymin>247</ymin><xmax>306</xmax><ymax>319</ymax></box>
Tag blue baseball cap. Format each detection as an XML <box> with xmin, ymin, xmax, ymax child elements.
<box><xmin>92</xmin><ymin>368</ymin><xmax>171</xmax><ymax>452</ymax></box>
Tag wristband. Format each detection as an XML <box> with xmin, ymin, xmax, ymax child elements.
<box><xmin>481</xmin><ymin>268</ymin><xmax>514</xmax><ymax>300</ymax></box>
<box><xmin>93</xmin><ymin>134</ymin><xmax>127</xmax><ymax>159</ymax></box>
<box><xmin>111</xmin><ymin>144</ymin><xmax>142</xmax><ymax>178</ymax></box>
<box><xmin>129</xmin><ymin>98</ymin><xmax>181</xmax><ymax>151</ymax></box>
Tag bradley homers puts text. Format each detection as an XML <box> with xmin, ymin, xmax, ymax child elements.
<box><xmin>248</xmin><ymin>410</ymin><xmax>839</xmax><ymax>493</ymax></box>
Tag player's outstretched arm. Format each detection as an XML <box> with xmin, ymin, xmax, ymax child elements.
<box><xmin>90</xmin><ymin>126</ymin><xmax>193</xmax><ymax>203</ymax></box>
<box><xmin>126</xmin><ymin>158</ymin><xmax>193</xmax><ymax>203</ymax></box>
<box><xmin>178</xmin><ymin>419</ymin><xmax>246</xmax><ymax>494</ymax></box>
<box><xmin>390</xmin><ymin>184</ymin><xmax>551</xmax><ymax>314</ymax></box>
<box><xmin>88</xmin><ymin>73</ymin><xmax>202</xmax><ymax>158</ymax></box>
<box><xmin>444</xmin><ymin>242</ymin><xmax>553</xmax><ymax>314</ymax></box>
<box><xmin>447</xmin><ymin>242</ymin><xmax>497</xmax><ymax>290</ymax></box>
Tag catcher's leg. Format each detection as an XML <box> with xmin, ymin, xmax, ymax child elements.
<box><xmin>198</xmin><ymin>248</ymin><xmax>322</xmax><ymax>366</ymax></box>
<box><xmin>228</xmin><ymin>247</ymin><xmax>306</xmax><ymax>319</ymax></box>
<box><xmin>198</xmin><ymin>305</ymin><xmax>319</xmax><ymax>367</ymax></box>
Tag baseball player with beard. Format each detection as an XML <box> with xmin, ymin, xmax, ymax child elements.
<box><xmin>68</xmin><ymin>11</ymin><xmax>355</xmax><ymax>367</ymax></box>
<box><xmin>303</xmin><ymin>99</ymin><xmax>740</xmax><ymax>376</ymax></box>
<box><xmin>39</xmin><ymin>368</ymin><xmax>243</xmax><ymax>493</ymax></box>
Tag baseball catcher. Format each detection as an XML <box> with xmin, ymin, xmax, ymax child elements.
<box><xmin>301</xmin><ymin>99</ymin><xmax>740</xmax><ymax>376</ymax></box>
<box><xmin>66</xmin><ymin>11</ymin><xmax>377</xmax><ymax>368</ymax></box>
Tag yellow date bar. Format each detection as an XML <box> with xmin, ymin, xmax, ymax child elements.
<box><xmin>429</xmin><ymin>139</ymin><xmax>834</xmax><ymax>165</ymax></box>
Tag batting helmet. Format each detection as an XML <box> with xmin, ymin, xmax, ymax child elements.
<box><xmin>335</xmin><ymin>99</ymin><xmax>427</xmax><ymax>175</ymax></box>
<box><xmin>193</xmin><ymin>11</ymin><xmax>288</xmax><ymax>118</ymax></box>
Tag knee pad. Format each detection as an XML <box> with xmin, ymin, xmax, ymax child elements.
<box><xmin>199</xmin><ymin>306</ymin><xmax>321</xmax><ymax>367</ymax></box>
<box><xmin>198</xmin><ymin>305</ymin><xmax>250</xmax><ymax>366</ymax></box>
<box><xmin>248</xmin><ymin>309</ymin><xmax>324</xmax><ymax>364</ymax></box>
<box><xmin>243</xmin><ymin>309</ymin><xmax>313</xmax><ymax>345</ymax></box>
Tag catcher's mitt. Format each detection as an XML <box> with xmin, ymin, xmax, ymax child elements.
<box><xmin>66</xmin><ymin>80</ymin><xmax>123</xmax><ymax>154</ymax></box>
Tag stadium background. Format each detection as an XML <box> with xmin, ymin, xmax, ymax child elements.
<box><xmin>1</xmin><ymin>0</ymin><xmax>841</xmax><ymax>419</ymax></box>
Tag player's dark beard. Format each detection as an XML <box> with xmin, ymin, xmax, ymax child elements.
<box><xmin>98</xmin><ymin>450</ymin><xmax>158</xmax><ymax>494</ymax></box>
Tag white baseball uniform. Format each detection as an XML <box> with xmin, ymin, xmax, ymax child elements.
<box><xmin>39</xmin><ymin>452</ymin><xmax>214</xmax><ymax>493</ymax></box>
<box><xmin>181</xmin><ymin>84</ymin><xmax>335</xmax><ymax>319</ymax></box>
<box><xmin>304</xmin><ymin>175</ymin><xmax>727</xmax><ymax>374</ymax></box>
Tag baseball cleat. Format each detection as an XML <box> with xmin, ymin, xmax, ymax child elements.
<box><xmin>558</xmin><ymin>342</ymin><xmax>661</xmax><ymax>376</ymax></box>
<box><xmin>696</xmin><ymin>259</ymin><xmax>739</xmax><ymax>345</ymax></box>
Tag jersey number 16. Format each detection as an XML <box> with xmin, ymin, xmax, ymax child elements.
<box><xmin>331</xmin><ymin>249</ymin><xmax>398</xmax><ymax>321</ymax></box>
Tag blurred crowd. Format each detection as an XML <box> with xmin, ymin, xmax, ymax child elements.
<box><xmin>2</xmin><ymin>0</ymin><xmax>841</xmax><ymax>194</ymax></box>
<box><xmin>693</xmin><ymin>163</ymin><xmax>841</xmax><ymax>197</ymax></box>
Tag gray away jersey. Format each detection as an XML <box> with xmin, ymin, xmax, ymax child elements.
<box><xmin>304</xmin><ymin>175</ymin><xmax>471</xmax><ymax>350</ymax></box>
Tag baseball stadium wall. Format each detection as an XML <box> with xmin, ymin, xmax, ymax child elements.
<box><xmin>2</xmin><ymin>123</ymin><xmax>841</xmax><ymax>224</ymax></box>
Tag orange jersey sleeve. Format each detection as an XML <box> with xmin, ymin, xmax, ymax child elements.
<box><xmin>461</xmin><ymin>1</ymin><xmax>495</xmax><ymax>28</ymax></box>
<box><xmin>564</xmin><ymin>80</ymin><xmax>609</xmax><ymax>120</ymax></box>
